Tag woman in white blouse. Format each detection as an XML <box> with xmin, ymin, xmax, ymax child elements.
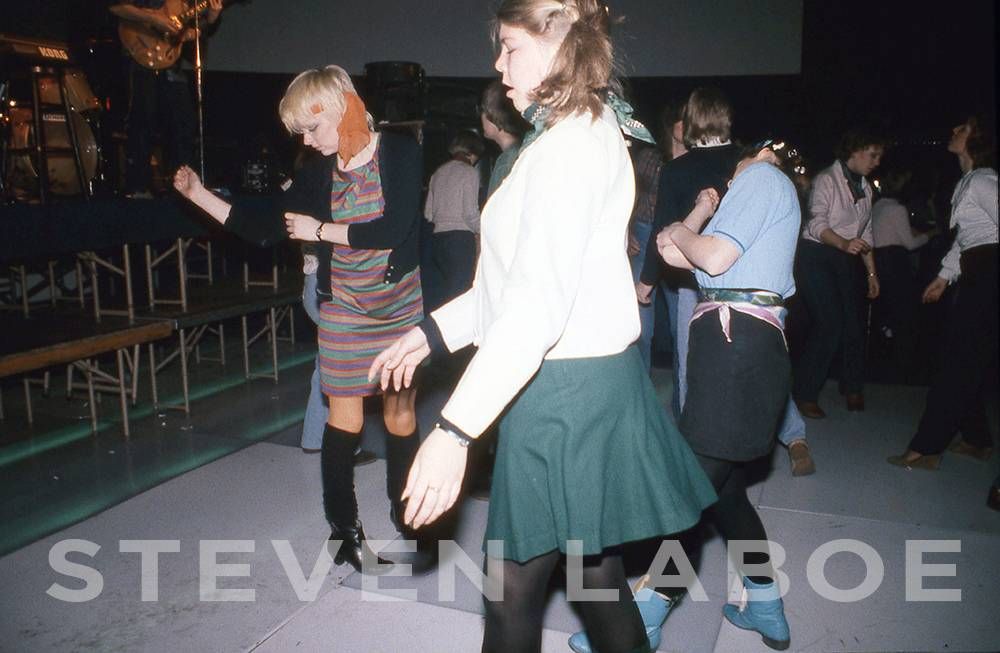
<box><xmin>889</xmin><ymin>112</ymin><xmax>998</xmax><ymax>469</ymax></box>
<box><xmin>370</xmin><ymin>1</ymin><xmax>715</xmax><ymax>650</ymax></box>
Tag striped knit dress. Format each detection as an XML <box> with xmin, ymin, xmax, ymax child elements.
<box><xmin>317</xmin><ymin>154</ymin><xmax>423</xmax><ymax>397</ymax></box>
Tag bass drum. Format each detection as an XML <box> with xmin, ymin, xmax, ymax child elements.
<box><xmin>6</xmin><ymin>107</ymin><xmax>100</xmax><ymax>196</ymax></box>
<box><xmin>36</xmin><ymin>69</ymin><xmax>102</xmax><ymax>113</ymax></box>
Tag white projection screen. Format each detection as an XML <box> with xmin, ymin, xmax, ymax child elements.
<box><xmin>205</xmin><ymin>0</ymin><xmax>803</xmax><ymax>77</ymax></box>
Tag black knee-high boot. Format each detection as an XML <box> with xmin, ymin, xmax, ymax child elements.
<box><xmin>322</xmin><ymin>424</ymin><xmax>389</xmax><ymax>575</ymax></box>
<box><xmin>385</xmin><ymin>430</ymin><xmax>419</xmax><ymax>524</ymax></box>
<box><xmin>385</xmin><ymin>431</ymin><xmax>438</xmax><ymax>574</ymax></box>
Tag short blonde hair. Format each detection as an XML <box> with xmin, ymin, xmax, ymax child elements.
<box><xmin>278</xmin><ymin>65</ymin><xmax>359</xmax><ymax>134</ymax></box>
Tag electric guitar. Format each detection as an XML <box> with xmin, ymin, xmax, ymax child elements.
<box><xmin>118</xmin><ymin>0</ymin><xmax>227</xmax><ymax>70</ymax></box>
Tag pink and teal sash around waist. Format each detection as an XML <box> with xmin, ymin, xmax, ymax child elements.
<box><xmin>690</xmin><ymin>288</ymin><xmax>787</xmax><ymax>348</ymax></box>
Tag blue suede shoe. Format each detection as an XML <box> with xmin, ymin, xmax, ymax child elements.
<box><xmin>722</xmin><ymin>577</ymin><xmax>790</xmax><ymax>651</ymax></box>
<box><xmin>567</xmin><ymin>577</ymin><xmax>673</xmax><ymax>653</ymax></box>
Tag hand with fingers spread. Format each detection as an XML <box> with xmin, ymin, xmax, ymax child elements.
<box><xmin>401</xmin><ymin>427</ymin><xmax>468</xmax><ymax>529</ymax></box>
<box><xmin>368</xmin><ymin>327</ymin><xmax>430</xmax><ymax>391</ymax></box>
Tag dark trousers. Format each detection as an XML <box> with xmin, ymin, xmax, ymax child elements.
<box><xmin>432</xmin><ymin>230</ymin><xmax>477</xmax><ymax>303</ymax></box>
<box><xmin>124</xmin><ymin>60</ymin><xmax>196</xmax><ymax>192</ymax></box>
<box><xmin>793</xmin><ymin>239</ymin><xmax>867</xmax><ymax>401</ymax></box>
<box><xmin>873</xmin><ymin>246</ymin><xmax>918</xmax><ymax>339</ymax></box>
<box><xmin>909</xmin><ymin>245</ymin><xmax>998</xmax><ymax>454</ymax></box>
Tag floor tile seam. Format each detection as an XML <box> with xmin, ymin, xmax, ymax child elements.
<box><xmin>753</xmin><ymin>503</ymin><xmax>1000</xmax><ymax>538</ymax></box>
<box><xmin>703</xmin><ymin>610</ymin><xmax>728</xmax><ymax>653</ymax></box>
<box><xmin>245</xmin><ymin>587</ymin><xmax>337</xmax><ymax>653</ymax></box>
<box><xmin>333</xmin><ymin>571</ymin><xmax>492</xmax><ymax>619</ymax></box>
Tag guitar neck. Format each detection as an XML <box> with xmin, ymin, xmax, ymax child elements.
<box><xmin>177</xmin><ymin>0</ymin><xmax>213</xmax><ymax>24</ymax></box>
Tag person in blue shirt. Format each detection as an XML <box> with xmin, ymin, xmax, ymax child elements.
<box><xmin>650</xmin><ymin>141</ymin><xmax>802</xmax><ymax>651</ymax></box>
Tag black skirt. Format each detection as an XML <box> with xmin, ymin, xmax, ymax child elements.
<box><xmin>680</xmin><ymin>309</ymin><xmax>790</xmax><ymax>461</ymax></box>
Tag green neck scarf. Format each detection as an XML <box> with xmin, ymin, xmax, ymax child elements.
<box><xmin>518</xmin><ymin>93</ymin><xmax>655</xmax><ymax>153</ymax></box>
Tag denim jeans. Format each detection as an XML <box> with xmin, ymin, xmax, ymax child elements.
<box><xmin>662</xmin><ymin>282</ymin><xmax>681</xmax><ymax>417</ymax></box>
<box><xmin>676</xmin><ymin>286</ymin><xmax>697</xmax><ymax>415</ymax></box>
<box><xmin>301</xmin><ymin>273</ymin><xmax>326</xmax><ymax>450</ymax></box>
<box><xmin>629</xmin><ymin>220</ymin><xmax>655</xmax><ymax>372</ymax></box>
<box><xmin>777</xmin><ymin>396</ymin><xmax>806</xmax><ymax>446</ymax></box>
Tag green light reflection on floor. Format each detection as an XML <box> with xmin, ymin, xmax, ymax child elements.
<box><xmin>0</xmin><ymin>377</ymin><xmax>312</xmax><ymax>556</ymax></box>
<box><xmin>0</xmin><ymin>350</ymin><xmax>315</xmax><ymax>468</ymax></box>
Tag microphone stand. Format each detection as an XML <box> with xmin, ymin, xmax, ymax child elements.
<box><xmin>192</xmin><ymin>0</ymin><xmax>206</xmax><ymax>182</ymax></box>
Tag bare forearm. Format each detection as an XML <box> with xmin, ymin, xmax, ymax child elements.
<box><xmin>818</xmin><ymin>228</ymin><xmax>848</xmax><ymax>251</ymax></box>
<box><xmin>672</xmin><ymin>227</ymin><xmax>714</xmax><ymax>270</ymax></box>
<box><xmin>188</xmin><ymin>187</ymin><xmax>232</xmax><ymax>225</ymax></box>
<box><xmin>681</xmin><ymin>204</ymin><xmax>714</xmax><ymax>233</ymax></box>
<box><xmin>671</xmin><ymin>227</ymin><xmax>738</xmax><ymax>276</ymax></box>
<box><xmin>861</xmin><ymin>251</ymin><xmax>876</xmax><ymax>275</ymax></box>
<box><xmin>660</xmin><ymin>244</ymin><xmax>695</xmax><ymax>270</ymax></box>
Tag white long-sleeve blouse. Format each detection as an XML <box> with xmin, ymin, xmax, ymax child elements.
<box><xmin>430</xmin><ymin>107</ymin><xmax>638</xmax><ymax>437</ymax></box>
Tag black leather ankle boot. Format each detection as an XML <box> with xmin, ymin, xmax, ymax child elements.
<box><xmin>329</xmin><ymin>519</ymin><xmax>392</xmax><ymax>575</ymax></box>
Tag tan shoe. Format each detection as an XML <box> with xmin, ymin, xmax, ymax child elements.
<box><xmin>796</xmin><ymin>400</ymin><xmax>826</xmax><ymax>419</ymax></box>
<box><xmin>948</xmin><ymin>439</ymin><xmax>994</xmax><ymax>461</ymax></box>
<box><xmin>887</xmin><ymin>450</ymin><xmax>941</xmax><ymax>470</ymax></box>
<box><xmin>788</xmin><ymin>440</ymin><xmax>816</xmax><ymax>476</ymax></box>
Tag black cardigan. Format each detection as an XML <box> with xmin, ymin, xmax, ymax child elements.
<box><xmin>224</xmin><ymin>131</ymin><xmax>423</xmax><ymax>298</ymax></box>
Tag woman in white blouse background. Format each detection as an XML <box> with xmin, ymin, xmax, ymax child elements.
<box><xmin>370</xmin><ymin>1</ymin><xmax>715</xmax><ymax>650</ymax></box>
<box><xmin>889</xmin><ymin>112</ymin><xmax>998</xmax><ymax>469</ymax></box>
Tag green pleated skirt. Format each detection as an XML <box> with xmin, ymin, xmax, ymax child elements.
<box><xmin>484</xmin><ymin>345</ymin><xmax>717</xmax><ymax>562</ymax></box>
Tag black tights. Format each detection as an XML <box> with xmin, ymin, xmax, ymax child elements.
<box><xmin>657</xmin><ymin>454</ymin><xmax>772</xmax><ymax>597</ymax></box>
<box><xmin>482</xmin><ymin>551</ymin><xmax>650</xmax><ymax>653</ymax></box>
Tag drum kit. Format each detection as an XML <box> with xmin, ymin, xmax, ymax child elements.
<box><xmin>1</xmin><ymin>34</ymin><xmax>107</xmax><ymax>201</ymax></box>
